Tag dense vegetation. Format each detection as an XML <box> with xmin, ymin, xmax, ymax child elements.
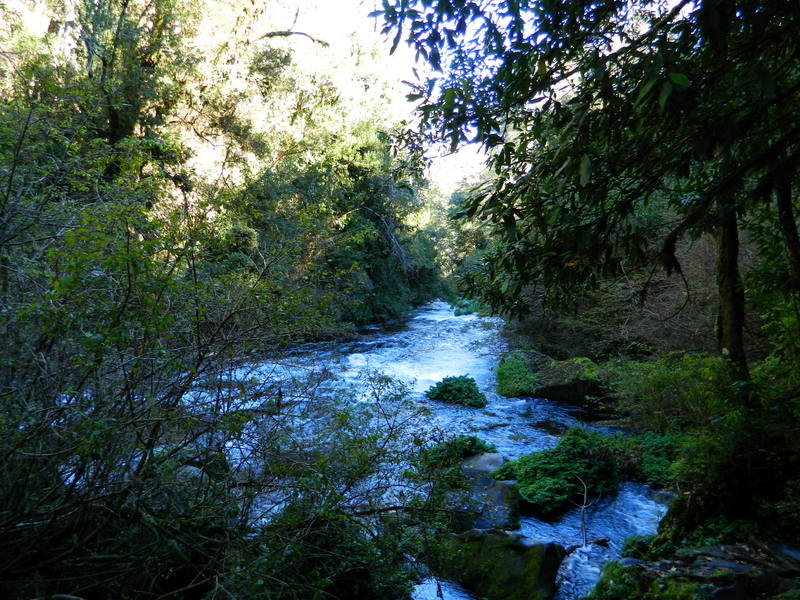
<box><xmin>376</xmin><ymin>0</ymin><xmax>800</xmax><ymax>598</ymax></box>
<box><xmin>4</xmin><ymin>0</ymin><xmax>800</xmax><ymax>598</ymax></box>
<box><xmin>493</xmin><ymin>429</ymin><xmax>677</xmax><ymax>520</ymax></box>
<box><xmin>0</xmin><ymin>1</ymin><xmax>452</xmax><ymax>597</ymax></box>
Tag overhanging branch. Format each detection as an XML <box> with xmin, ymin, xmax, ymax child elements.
<box><xmin>258</xmin><ymin>30</ymin><xmax>329</xmax><ymax>47</ymax></box>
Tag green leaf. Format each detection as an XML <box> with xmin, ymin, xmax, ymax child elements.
<box><xmin>659</xmin><ymin>81</ymin><xmax>673</xmax><ymax>109</ymax></box>
<box><xmin>668</xmin><ymin>73</ymin><xmax>691</xmax><ymax>87</ymax></box>
<box><xmin>635</xmin><ymin>78</ymin><xmax>658</xmax><ymax>106</ymax></box>
<box><xmin>579</xmin><ymin>154</ymin><xmax>592</xmax><ymax>186</ymax></box>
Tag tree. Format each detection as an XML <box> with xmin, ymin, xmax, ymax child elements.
<box><xmin>376</xmin><ymin>0</ymin><xmax>800</xmax><ymax>379</ymax></box>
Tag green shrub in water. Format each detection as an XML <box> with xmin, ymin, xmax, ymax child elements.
<box><xmin>493</xmin><ymin>429</ymin><xmax>679</xmax><ymax>520</ymax></box>
<box><xmin>496</xmin><ymin>351</ymin><xmax>539</xmax><ymax>397</ymax></box>
<box><xmin>412</xmin><ymin>435</ymin><xmax>497</xmax><ymax>489</ymax></box>
<box><xmin>425</xmin><ymin>375</ymin><xmax>488</xmax><ymax>408</ymax></box>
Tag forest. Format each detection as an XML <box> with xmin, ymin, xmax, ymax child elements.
<box><xmin>1</xmin><ymin>0</ymin><xmax>798</xmax><ymax>599</ymax></box>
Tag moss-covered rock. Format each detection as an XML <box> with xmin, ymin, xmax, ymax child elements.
<box><xmin>496</xmin><ymin>351</ymin><xmax>540</xmax><ymax>397</ymax></box>
<box><xmin>531</xmin><ymin>357</ymin><xmax>609</xmax><ymax>411</ymax></box>
<box><xmin>589</xmin><ymin>543</ymin><xmax>800</xmax><ymax>600</ymax></box>
<box><xmin>587</xmin><ymin>560</ymin><xmax>709</xmax><ymax>599</ymax></box>
<box><xmin>429</xmin><ymin>529</ymin><xmax>565</xmax><ymax>600</ymax></box>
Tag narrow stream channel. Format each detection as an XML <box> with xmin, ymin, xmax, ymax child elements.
<box><xmin>240</xmin><ymin>300</ymin><xmax>669</xmax><ymax>599</ymax></box>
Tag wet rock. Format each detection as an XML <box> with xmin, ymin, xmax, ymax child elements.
<box><xmin>462</xmin><ymin>452</ymin><xmax>505</xmax><ymax>473</ymax></box>
<box><xmin>448</xmin><ymin>453</ymin><xmax>520</xmax><ymax>531</ymax></box>
<box><xmin>611</xmin><ymin>543</ymin><xmax>800</xmax><ymax>600</ymax></box>
<box><xmin>430</xmin><ymin>529</ymin><xmax>565</xmax><ymax>600</ymax></box>
<box><xmin>532</xmin><ymin>419</ymin><xmax>570</xmax><ymax>436</ymax></box>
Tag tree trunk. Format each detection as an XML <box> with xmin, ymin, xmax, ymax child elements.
<box><xmin>716</xmin><ymin>203</ymin><xmax>749</xmax><ymax>380</ymax></box>
<box><xmin>775</xmin><ymin>176</ymin><xmax>800</xmax><ymax>296</ymax></box>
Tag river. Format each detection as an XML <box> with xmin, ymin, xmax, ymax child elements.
<box><xmin>218</xmin><ymin>300</ymin><xmax>669</xmax><ymax>599</ymax></box>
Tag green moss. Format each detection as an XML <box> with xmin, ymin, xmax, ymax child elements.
<box><xmin>530</xmin><ymin>357</ymin><xmax>609</xmax><ymax>406</ymax></box>
<box><xmin>587</xmin><ymin>561</ymin><xmax>709</xmax><ymax>600</ymax></box>
<box><xmin>425</xmin><ymin>376</ymin><xmax>488</xmax><ymax>408</ymax></box>
<box><xmin>496</xmin><ymin>351</ymin><xmax>540</xmax><ymax>397</ymax></box>
<box><xmin>620</xmin><ymin>535</ymin><xmax>675</xmax><ymax>561</ymax></box>
<box><xmin>430</xmin><ymin>532</ymin><xmax>563</xmax><ymax>600</ymax></box>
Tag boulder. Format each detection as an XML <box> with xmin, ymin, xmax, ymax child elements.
<box><xmin>597</xmin><ymin>544</ymin><xmax>800</xmax><ymax>600</ymax></box>
<box><xmin>430</xmin><ymin>529</ymin><xmax>565</xmax><ymax>600</ymax></box>
<box><xmin>531</xmin><ymin>357</ymin><xmax>611</xmax><ymax>416</ymax></box>
<box><xmin>448</xmin><ymin>453</ymin><xmax>520</xmax><ymax>531</ymax></box>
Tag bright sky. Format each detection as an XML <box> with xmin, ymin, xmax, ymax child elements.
<box><xmin>288</xmin><ymin>0</ymin><xmax>488</xmax><ymax>194</ymax></box>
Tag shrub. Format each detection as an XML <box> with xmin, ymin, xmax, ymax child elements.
<box><xmin>412</xmin><ymin>435</ymin><xmax>497</xmax><ymax>490</ymax></box>
<box><xmin>425</xmin><ymin>376</ymin><xmax>488</xmax><ymax>408</ymax></box>
<box><xmin>605</xmin><ymin>353</ymin><xmax>736</xmax><ymax>433</ymax></box>
<box><xmin>493</xmin><ymin>429</ymin><xmax>680</xmax><ymax>519</ymax></box>
<box><xmin>496</xmin><ymin>351</ymin><xmax>539</xmax><ymax>397</ymax></box>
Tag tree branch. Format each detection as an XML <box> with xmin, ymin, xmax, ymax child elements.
<box><xmin>257</xmin><ymin>30</ymin><xmax>329</xmax><ymax>47</ymax></box>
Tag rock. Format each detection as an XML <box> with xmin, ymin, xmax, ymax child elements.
<box><xmin>447</xmin><ymin>453</ymin><xmax>520</xmax><ymax>531</ymax></box>
<box><xmin>462</xmin><ymin>452</ymin><xmax>505</xmax><ymax>474</ymax></box>
<box><xmin>531</xmin><ymin>357</ymin><xmax>611</xmax><ymax>416</ymax></box>
<box><xmin>430</xmin><ymin>529</ymin><xmax>565</xmax><ymax>600</ymax></box>
<box><xmin>618</xmin><ymin>543</ymin><xmax>797</xmax><ymax>600</ymax></box>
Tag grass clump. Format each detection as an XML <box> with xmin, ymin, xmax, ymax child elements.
<box><xmin>425</xmin><ymin>376</ymin><xmax>488</xmax><ymax>408</ymax></box>
<box><xmin>496</xmin><ymin>351</ymin><xmax>539</xmax><ymax>397</ymax></box>
<box><xmin>493</xmin><ymin>429</ymin><xmax>679</xmax><ymax>520</ymax></box>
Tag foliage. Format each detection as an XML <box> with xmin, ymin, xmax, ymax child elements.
<box><xmin>425</xmin><ymin>375</ymin><xmax>488</xmax><ymax>408</ymax></box>
<box><xmin>451</xmin><ymin>297</ymin><xmax>485</xmax><ymax>316</ymax></box>
<box><xmin>377</xmin><ymin>0</ymin><xmax>800</xmax><ymax>377</ymax></box>
<box><xmin>586</xmin><ymin>561</ymin><xmax>708</xmax><ymax>600</ymax></box>
<box><xmin>496</xmin><ymin>351</ymin><xmax>539</xmax><ymax>397</ymax></box>
<box><xmin>410</xmin><ymin>434</ymin><xmax>497</xmax><ymax>495</ymax></box>
<box><xmin>228</xmin><ymin>499</ymin><xmax>416</xmax><ymax>600</ymax></box>
<box><xmin>0</xmin><ymin>1</ymin><xmax>449</xmax><ymax>597</ymax></box>
<box><xmin>605</xmin><ymin>353</ymin><xmax>738</xmax><ymax>433</ymax></box>
<box><xmin>494</xmin><ymin>429</ymin><xmax>678</xmax><ymax>519</ymax></box>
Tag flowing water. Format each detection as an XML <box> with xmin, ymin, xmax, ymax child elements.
<box><xmin>222</xmin><ymin>301</ymin><xmax>668</xmax><ymax>599</ymax></box>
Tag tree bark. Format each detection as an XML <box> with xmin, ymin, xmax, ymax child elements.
<box><xmin>716</xmin><ymin>202</ymin><xmax>749</xmax><ymax>380</ymax></box>
<box><xmin>775</xmin><ymin>176</ymin><xmax>800</xmax><ymax>296</ymax></box>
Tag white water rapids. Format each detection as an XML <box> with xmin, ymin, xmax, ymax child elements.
<box><xmin>200</xmin><ymin>300</ymin><xmax>669</xmax><ymax>599</ymax></box>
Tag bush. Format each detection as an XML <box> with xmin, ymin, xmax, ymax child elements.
<box><xmin>605</xmin><ymin>353</ymin><xmax>737</xmax><ymax>433</ymax></box>
<box><xmin>411</xmin><ymin>435</ymin><xmax>497</xmax><ymax>491</ymax></box>
<box><xmin>496</xmin><ymin>351</ymin><xmax>539</xmax><ymax>397</ymax></box>
<box><xmin>493</xmin><ymin>429</ymin><xmax>679</xmax><ymax>519</ymax></box>
<box><xmin>425</xmin><ymin>376</ymin><xmax>488</xmax><ymax>408</ymax></box>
